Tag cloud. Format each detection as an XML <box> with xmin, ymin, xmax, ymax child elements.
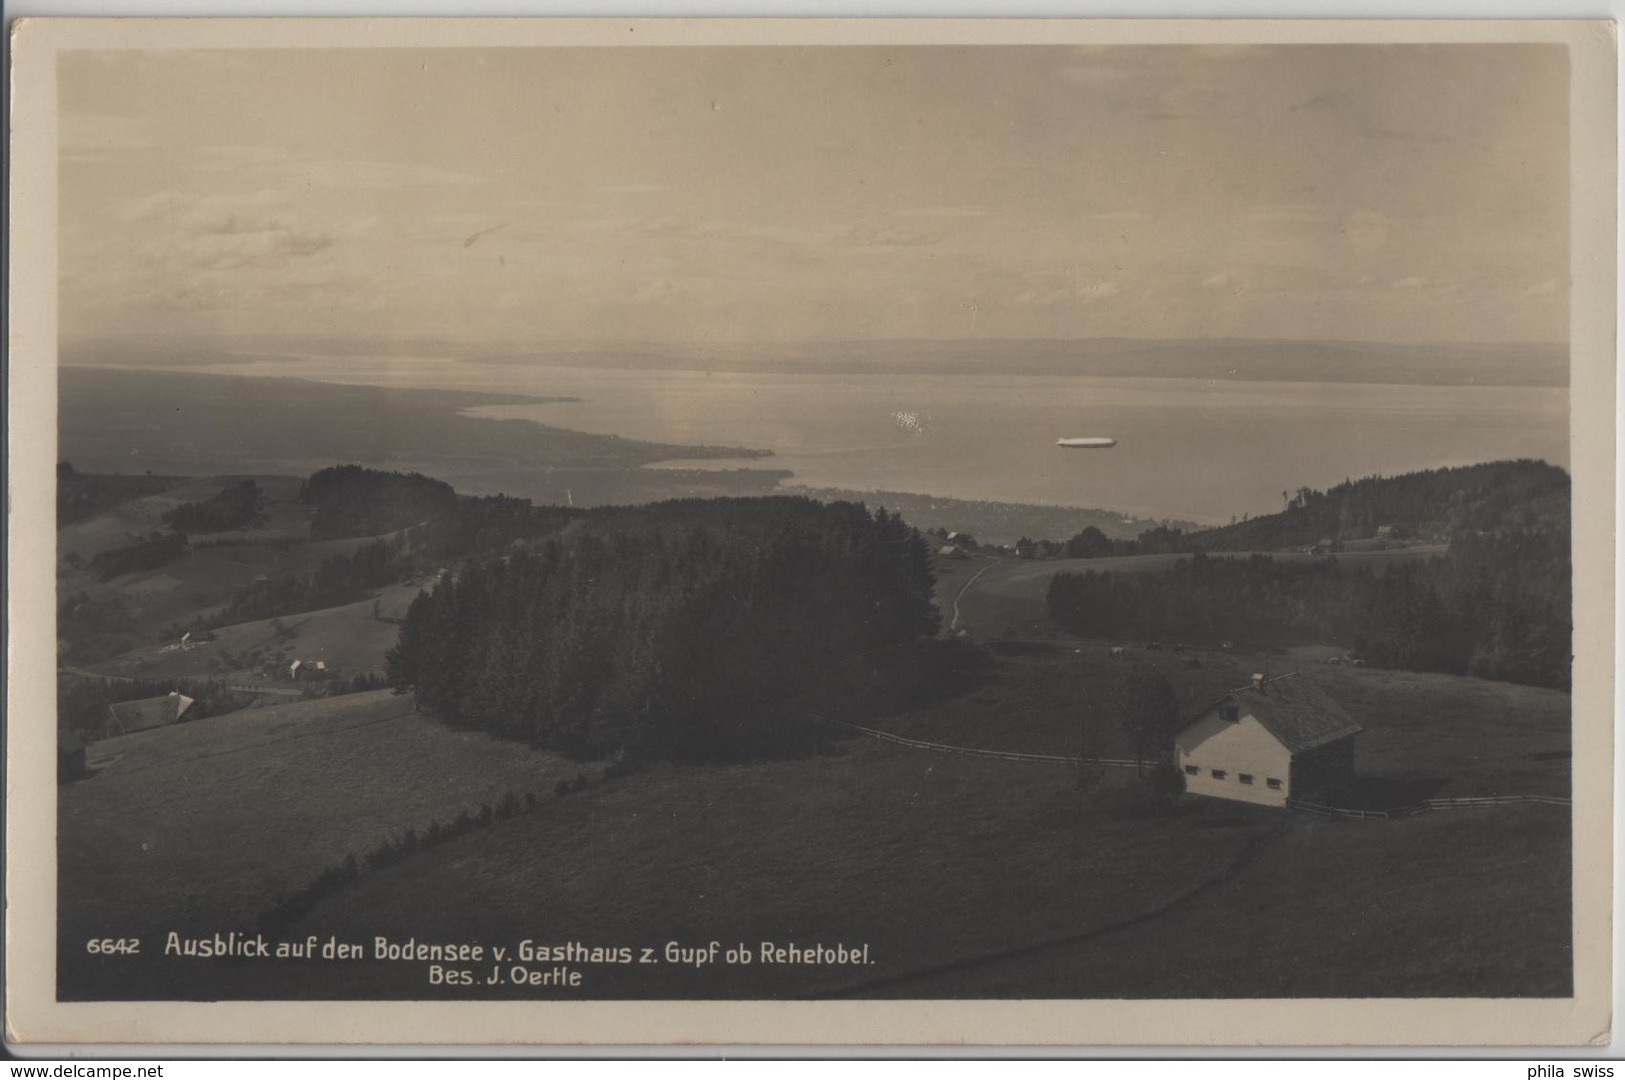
<box><xmin>193</xmin><ymin>144</ymin><xmax>486</xmax><ymax>190</ymax></box>
<box><xmin>1200</xmin><ymin>273</ymin><xmax>1233</xmax><ymax>290</ymax></box>
<box><xmin>60</xmin><ymin>112</ymin><xmax>152</xmax><ymax>161</ymax></box>
<box><xmin>1390</xmin><ymin>276</ymin><xmax>1428</xmax><ymax>290</ymax></box>
<box><xmin>110</xmin><ymin>189</ymin><xmax>359</xmax><ymax>277</ymax></box>
<box><xmin>292</xmin><ymin>159</ymin><xmax>488</xmax><ymax>190</ymax></box>
<box><xmin>839</xmin><ymin>223</ymin><xmax>945</xmax><ymax>248</ymax></box>
<box><xmin>629</xmin><ymin>277</ymin><xmax>686</xmax><ymax>304</ymax></box>
<box><xmin>1357</xmin><ymin>125</ymin><xmax>1456</xmax><ymax>147</ymax></box>
<box><xmin>1288</xmin><ymin>92</ymin><xmax>1339</xmax><ymax>113</ymax></box>
<box><xmin>893</xmin><ymin>206</ymin><xmax>992</xmax><ymax>219</ymax></box>
<box><xmin>597</xmin><ymin>184</ymin><xmax>667</xmax><ymax>195</ymax></box>
<box><xmin>184</xmin><ymin>227</ymin><xmax>336</xmax><ymax>270</ymax></box>
<box><xmin>1009</xmin><ymin>279</ymin><xmax>1124</xmax><ymax>307</ymax></box>
<box><xmin>1523</xmin><ymin>278</ymin><xmax>1562</xmax><ymax>296</ymax></box>
<box><xmin>1246</xmin><ymin>205</ymin><xmax>1330</xmax><ymax>226</ymax></box>
<box><xmin>1056</xmin><ymin>63</ymin><xmax>1140</xmax><ymax>88</ymax></box>
<box><xmin>572</xmin><ymin>214</ymin><xmax>690</xmax><ymax>237</ymax></box>
<box><xmin>195</xmin><ymin>145</ymin><xmax>290</xmax><ymax>168</ymax></box>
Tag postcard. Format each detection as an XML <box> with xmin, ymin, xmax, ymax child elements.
<box><xmin>6</xmin><ymin>16</ymin><xmax>1615</xmax><ymax>1050</ymax></box>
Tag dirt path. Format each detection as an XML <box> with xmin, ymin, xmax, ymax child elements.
<box><xmin>949</xmin><ymin>557</ymin><xmax>1000</xmax><ymax>631</ymax></box>
<box><xmin>818</xmin><ymin>818</ymin><xmax>1291</xmax><ymax>998</ymax></box>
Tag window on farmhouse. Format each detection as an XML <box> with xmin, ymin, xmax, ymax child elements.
<box><xmin>1183</xmin><ymin>765</ymin><xmax>1198</xmax><ymax>776</ymax></box>
<box><xmin>1239</xmin><ymin>774</ymin><xmax>1254</xmax><ymax>785</ymax></box>
<box><xmin>1266</xmin><ymin>778</ymin><xmax>1283</xmax><ymax>790</ymax></box>
<box><xmin>1211</xmin><ymin>769</ymin><xmax>1227</xmax><ymax>780</ymax></box>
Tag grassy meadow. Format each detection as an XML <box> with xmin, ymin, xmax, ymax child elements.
<box><xmin>89</xmin><ymin>583</ymin><xmax>421</xmax><ymax>682</ymax></box>
<box><xmin>57</xmin><ymin>642</ymin><xmax>1571</xmax><ymax>1000</ymax></box>
<box><xmin>58</xmin><ymin>689</ymin><xmax>594</xmax><ymax>999</ymax></box>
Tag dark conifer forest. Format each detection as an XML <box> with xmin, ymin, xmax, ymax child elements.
<box><xmin>386</xmin><ymin>497</ymin><xmax>941</xmax><ymax>762</ymax></box>
<box><xmin>300</xmin><ymin>465</ymin><xmax>461</xmax><ymax>540</ymax></box>
<box><xmin>1042</xmin><ymin>460</ymin><xmax>1571</xmax><ymax>690</ymax></box>
<box><xmin>161</xmin><ymin>479</ymin><xmax>266</xmax><ymax>533</ymax></box>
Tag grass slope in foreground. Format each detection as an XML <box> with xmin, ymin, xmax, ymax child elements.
<box><xmin>264</xmin><ymin>731</ymin><xmax>1567</xmax><ymax>999</ymax></box>
<box><xmin>58</xmin><ymin>646</ymin><xmax>1570</xmax><ymax>1000</ymax></box>
<box><xmin>57</xmin><ymin>689</ymin><xmax>592</xmax><ymax>1001</ymax></box>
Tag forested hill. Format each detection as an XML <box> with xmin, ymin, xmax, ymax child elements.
<box><xmin>1046</xmin><ymin>459</ymin><xmax>1573</xmax><ymax>690</ymax></box>
<box><xmin>388</xmin><ymin>496</ymin><xmax>941</xmax><ymax>762</ymax></box>
<box><xmin>1187</xmin><ymin>460</ymin><xmax>1569</xmax><ymax>552</ymax></box>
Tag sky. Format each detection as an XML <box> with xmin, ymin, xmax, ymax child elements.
<box><xmin>58</xmin><ymin>44</ymin><xmax>1569</xmax><ymax>349</ymax></box>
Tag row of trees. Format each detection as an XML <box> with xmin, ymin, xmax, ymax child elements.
<box><xmin>216</xmin><ymin>537</ymin><xmax>403</xmax><ymax>625</ymax></box>
<box><xmin>56</xmin><ymin>462</ymin><xmax>177</xmax><ymax>527</ymax></box>
<box><xmin>401</xmin><ymin>493</ymin><xmax>578</xmax><ymax>564</ymax></box>
<box><xmin>88</xmin><ymin>531</ymin><xmax>188</xmax><ymax>582</ymax></box>
<box><xmin>162</xmin><ymin>479</ymin><xmax>266</xmax><ymax>533</ymax></box>
<box><xmin>387</xmin><ymin>497</ymin><xmax>940</xmax><ymax>761</ymax></box>
<box><xmin>1047</xmin><ymin>529</ymin><xmax>1570</xmax><ymax>689</ymax></box>
<box><xmin>1015</xmin><ymin>524</ymin><xmax>1192</xmax><ymax>561</ymax></box>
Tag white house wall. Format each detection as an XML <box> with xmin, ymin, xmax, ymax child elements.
<box><xmin>1175</xmin><ymin>711</ymin><xmax>1294</xmax><ymax>808</ymax></box>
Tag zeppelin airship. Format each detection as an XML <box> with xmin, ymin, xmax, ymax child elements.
<box><xmin>1056</xmin><ymin>437</ymin><xmax>1118</xmax><ymax>449</ymax></box>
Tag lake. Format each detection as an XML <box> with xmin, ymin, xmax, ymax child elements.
<box><xmin>466</xmin><ymin>368</ymin><xmax>1569</xmax><ymax>523</ymax></box>
<box><xmin>117</xmin><ymin>354</ymin><xmax>1569</xmax><ymax>524</ymax></box>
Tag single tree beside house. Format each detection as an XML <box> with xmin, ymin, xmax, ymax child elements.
<box><xmin>1118</xmin><ymin>666</ymin><xmax>1181</xmax><ymax>776</ymax></box>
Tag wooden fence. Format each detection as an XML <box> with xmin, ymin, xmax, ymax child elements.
<box><xmin>820</xmin><ymin>718</ymin><xmax>1570</xmax><ymax>819</ymax></box>
<box><xmin>816</xmin><ymin>717</ymin><xmax>1147</xmax><ymax>769</ymax></box>
<box><xmin>1287</xmin><ymin>793</ymin><xmax>1571</xmax><ymax>820</ymax></box>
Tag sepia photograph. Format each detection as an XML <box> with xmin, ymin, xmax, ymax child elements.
<box><xmin>5</xmin><ymin>17</ymin><xmax>1615</xmax><ymax>1048</ymax></box>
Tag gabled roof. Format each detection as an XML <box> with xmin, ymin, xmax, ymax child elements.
<box><xmin>1181</xmin><ymin>672</ymin><xmax>1361</xmax><ymax>754</ymax></box>
<box><xmin>106</xmin><ymin>693</ymin><xmax>193</xmax><ymax>734</ymax></box>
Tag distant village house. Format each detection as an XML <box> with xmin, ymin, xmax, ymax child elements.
<box><xmin>103</xmin><ymin>691</ymin><xmax>195</xmax><ymax>739</ymax></box>
<box><xmin>288</xmin><ymin>659</ymin><xmax>330</xmax><ymax>680</ymax></box>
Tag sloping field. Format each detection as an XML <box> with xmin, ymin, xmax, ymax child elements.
<box><xmin>61</xmin><ymin>479</ymin><xmax>417</xmax><ymax>662</ymax></box>
<box><xmin>59</xmin><ymin>689</ymin><xmax>587</xmax><ymax>998</ymax></box>
<box><xmin>125</xmin><ymin>708</ymin><xmax>1566</xmax><ymax>1000</ymax></box>
<box><xmin>875</xmin><ymin>649</ymin><xmax>1572</xmax><ymax>801</ymax></box>
<box><xmin>182</xmin><ymin>475</ymin><xmax>315</xmax><ymax>546</ymax></box>
<box><xmin>137</xmin><ymin>739</ymin><xmax>1288</xmax><ymax>1000</ymax></box>
<box><xmin>91</xmin><ymin>582</ymin><xmax>422</xmax><ymax>680</ymax></box>
<box><xmin>58</xmin><ymin>650</ymin><xmax>1569</xmax><ymax>1001</ymax></box>
<box><xmin>58</xmin><ymin>478</ymin><xmax>243</xmax><ymax>564</ymax></box>
<box><xmin>1308</xmin><ymin>664</ymin><xmax>1572</xmax><ymax>799</ymax></box>
<box><xmin>882</xmin><ymin>800</ymin><xmax>1570</xmax><ymax>998</ymax></box>
<box><xmin>58</xmin><ymin>475</ymin><xmax>315</xmax><ymax>562</ymax></box>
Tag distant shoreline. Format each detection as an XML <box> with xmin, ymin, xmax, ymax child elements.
<box><xmin>60</xmin><ymin>362</ymin><xmax>587</xmax><ymax>408</ymax></box>
<box><xmin>60</xmin><ymin>337</ymin><xmax>1570</xmax><ymax>390</ymax></box>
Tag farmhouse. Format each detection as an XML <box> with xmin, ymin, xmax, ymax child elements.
<box><xmin>289</xmin><ymin>659</ymin><xmax>330</xmax><ymax>680</ymax></box>
<box><xmin>1173</xmin><ymin>672</ymin><xmax>1361</xmax><ymax>808</ymax></box>
<box><xmin>104</xmin><ymin>691</ymin><xmax>194</xmax><ymax>739</ymax></box>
